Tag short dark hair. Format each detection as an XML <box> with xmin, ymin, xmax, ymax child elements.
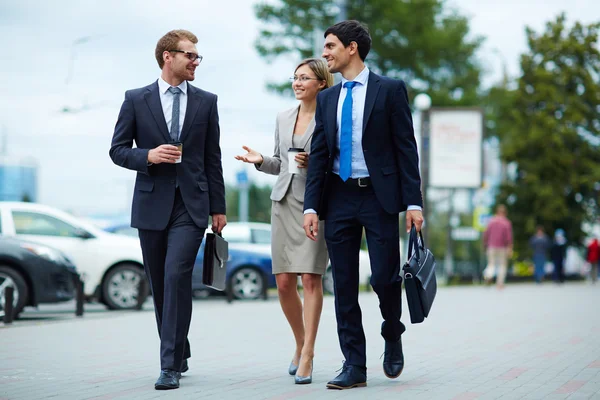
<box><xmin>324</xmin><ymin>20</ymin><xmax>371</xmax><ymax>61</ymax></box>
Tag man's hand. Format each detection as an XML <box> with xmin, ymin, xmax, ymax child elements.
<box><xmin>211</xmin><ymin>214</ymin><xmax>227</xmax><ymax>234</ymax></box>
<box><xmin>303</xmin><ymin>213</ymin><xmax>319</xmax><ymax>241</ymax></box>
<box><xmin>406</xmin><ymin>209</ymin><xmax>424</xmax><ymax>232</ymax></box>
<box><xmin>148</xmin><ymin>144</ymin><xmax>181</xmax><ymax>164</ymax></box>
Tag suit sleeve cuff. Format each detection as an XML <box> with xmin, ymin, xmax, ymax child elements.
<box><xmin>303</xmin><ymin>209</ymin><xmax>317</xmax><ymax>215</ymax></box>
<box><xmin>407</xmin><ymin>205</ymin><xmax>422</xmax><ymax>211</ymax></box>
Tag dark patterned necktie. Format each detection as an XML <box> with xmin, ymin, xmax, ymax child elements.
<box><xmin>167</xmin><ymin>86</ymin><xmax>182</xmax><ymax>141</ymax></box>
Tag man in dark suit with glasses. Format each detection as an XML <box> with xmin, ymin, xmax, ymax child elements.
<box><xmin>110</xmin><ymin>29</ymin><xmax>226</xmax><ymax>390</ymax></box>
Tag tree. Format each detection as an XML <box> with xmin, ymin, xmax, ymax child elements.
<box><xmin>225</xmin><ymin>184</ymin><xmax>272</xmax><ymax>223</ymax></box>
<box><xmin>493</xmin><ymin>14</ymin><xmax>600</xmax><ymax>256</ymax></box>
<box><xmin>254</xmin><ymin>0</ymin><xmax>484</xmax><ymax>106</ymax></box>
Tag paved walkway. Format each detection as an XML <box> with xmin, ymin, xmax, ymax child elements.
<box><xmin>1</xmin><ymin>283</ymin><xmax>600</xmax><ymax>399</ymax></box>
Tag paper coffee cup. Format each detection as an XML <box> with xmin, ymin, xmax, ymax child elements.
<box><xmin>288</xmin><ymin>148</ymin><xmax>303</xmax><ymax>175</ymax></box>
<box><xmin>173</xmin><ymin>142</ymin><xmax>183</xmax><ymax>164</ymax></box>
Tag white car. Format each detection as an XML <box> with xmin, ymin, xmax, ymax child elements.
<box><xmin>0</xmin><ymin>202</ymin><xmax>145</xmax><ymax>310</ymax></box>
<box><xmin>223</xmin><ymin>222</ymin><xmax>373</xmax><ymax>294</ymax></box>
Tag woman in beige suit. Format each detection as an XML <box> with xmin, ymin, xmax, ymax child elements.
<box><xmin>235</xmin><ymin>58</ymin><xmax>333</xmax><ymax>384</ymax></box>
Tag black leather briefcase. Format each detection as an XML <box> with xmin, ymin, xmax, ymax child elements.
<box><xmin>402</xmin><ymin>225</ymin><xmax>437</xmax><ymax>324</ymax></box>
<box><xmin>202</xmin><ymin>231</ymin><xmax>228</xmax><ymax>291</ymax></box>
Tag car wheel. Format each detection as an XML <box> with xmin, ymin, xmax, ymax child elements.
<box><xmin>102</xmin><ymin>264</ymin><xmax>147</xmax><ymax>310</ymax></box>
<box><xmin>0</xmin><ymin>266</ymin><xmax>28</xmax><ymax>319</ymax></box>
<box><xmin>323</xmin><ymin>265</ymin><xmax>335</xmax><ymax>295</ymax></box>
<box><xmin>229</xmin><ymin>266</ymin><xmax>264</xmax><ymax>300</ymax></box>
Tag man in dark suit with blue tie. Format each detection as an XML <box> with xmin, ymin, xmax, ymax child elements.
<box><xmin>303</xmin><ymin>20</ymin><xmax>424</xmax><ymax>390</ymax></box>
<box><xmin>109</xmin><ymin>29</ymin><xmax>226</xmax><ymax>390</ymax></box>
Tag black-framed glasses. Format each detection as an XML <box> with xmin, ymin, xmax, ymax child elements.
<box><xmin>169</xmin><ymin>50</ymin><xmax>203</xmax><ymax>63</ymax></box>
<box><xmin>289</xmin><ymin>76</ymin><xmax>320</xmax><ymax>83</ymax></box>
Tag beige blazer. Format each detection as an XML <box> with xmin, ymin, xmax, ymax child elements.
<box><xmin>257</xmin><ymin>106</ymin><xmax>315</xmax><ymax>203</ymax></box>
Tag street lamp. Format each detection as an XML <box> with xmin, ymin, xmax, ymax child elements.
<box><xmin>414</xmin><ymin>93</ymin><xmax>432</xmax><ymax>112</ymax></box>
<box><xmin>414</xmin><ymin>93</ymin><xmax>431</xmax><ymax>230</ymax></box>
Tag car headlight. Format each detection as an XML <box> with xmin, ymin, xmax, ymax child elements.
<box><xmin>21</xmin><ymin>243</ymin><xmax>68</xmax><ymax>264</ymax></box>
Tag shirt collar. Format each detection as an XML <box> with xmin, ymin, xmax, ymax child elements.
<box><xmin>158</xmin><ymin>77</ymin><xmax>188</xmax><ymax>95</ymax></box>
<box><xmin>341</xmin><ymin>66</ymin><xmax>370</xmax><ymax>87</ymax></box>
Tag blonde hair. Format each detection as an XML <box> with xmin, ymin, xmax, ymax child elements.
<box><xmin>295</xmin><ymin>58</ymin><xmax>334</xmax><ymax>89</ymax></box>
<box><xmin>155</xmin><ymin>30</ymin><xmax>198</xmax><ymax>69</ymax></box>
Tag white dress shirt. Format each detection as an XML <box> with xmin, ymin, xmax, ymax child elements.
<box><xmin>157</xmin><ymin>77</ymin><xmax>187</xmax><ymax>140</ymax></box>
<box><xmin>333</xmin><ymin>66</ymin><xmax>370</xmax><ymax>178</ymax></box>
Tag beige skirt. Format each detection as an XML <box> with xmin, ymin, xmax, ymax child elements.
<box><xmin>271</xmin><ymin>189</ymin><xmax>328</xmax><ymax>275</ymax></box>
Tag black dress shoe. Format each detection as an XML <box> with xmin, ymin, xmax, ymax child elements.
<box><xmin>383</xmin><ymin>338</ymin><xmax>405</xmax><ymax>379</ymax></box>
<box><xmin>181</xmin><ymin>359</ymin><xmax>189</xmax><ymax>374</ymax></box>
<box><xmin>155</xmin><ymin>369</ymin><xmax>180</xmax><ymax>390</ymax></box>
<box><xmin>326</xmin><ymin>363</ymin><xmax>367</xmax><ymax>390</ymax></box>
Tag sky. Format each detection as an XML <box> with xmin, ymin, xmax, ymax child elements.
<box><xmin>0</xmin><ymin>0</ymin><xmax>598</xmax><ymax>217</ymax></box>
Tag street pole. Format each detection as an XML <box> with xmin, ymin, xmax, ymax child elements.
<box><xmin>239</xmin><ymin>187</ymin><xmax>249</xmax><ymax>222</ymax></box>
<box><xmin>337</xmin><ymin>0</ymin><xmax>347</xmax><ymax>21</ymax></box>
<box><xmin>445</xmin><ymin>189</ymin><xmax>457</xmax><ymax>280</ymax></box>
<box><xmin>414</xmin><ymin>93</ymin><xmax>432</xmax><ymax>234</ymax></box>
<box><xmin>236</xmin><ymin>169</ymin><xmax>249</xmax><ymax>222</ymax></box>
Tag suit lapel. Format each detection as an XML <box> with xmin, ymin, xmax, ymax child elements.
<box><xmin>362</xmin><ymin>72</ymin><xmax>380</xmax><ymax>132</ymax></box>
<box><xmin>179</xmin><ymin>83</ymin><xmax>203</xmax><ymax>142</ymax></box>
<box><xmin>327</xmin><ymin>84</ymin><xmax>342</xmax><ymax>147</ymax></box>
<box><xmin>285</xmin><ymin>106</ymin><xmax>299</xmax><ymax>150</ymax></box>
<box><xmin>144</xmin><ymin>81</ymin><xmax>171</xmax><ymax>143</ymax></box>
<box><xmin>297</xmin><ymin>117</ymin><xmax>316</xmax><ymax>150</ymax></box>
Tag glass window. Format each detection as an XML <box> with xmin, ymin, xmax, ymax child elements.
<box><xmin>224</xmin><ymin>227</ymin><xmax>251</xmax><ymax>244</ymax></box>
<box><xmin>114</xmin><ymin>227</ymin><xmax>138</xmax><ymax>237</ymax></box>
<box><xmin>12</xmin><ymin>211</ymin><xmax>80</xmax><ymax>237</ymax></box>
<box><xmin>251</xmin><ymin>228</ymin><xmax>271</xmax><ymax>245</ymax></box>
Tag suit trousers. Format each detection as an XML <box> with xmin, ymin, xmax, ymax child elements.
<box><xmin>138</xmin><ymin>189</ymin><xmax>205</xmax><ymax>371</ymax></box>
<box><xmin>324</xmin><ymin>174</ymin><xmax>405</xmax><ymax>369</ymax></box>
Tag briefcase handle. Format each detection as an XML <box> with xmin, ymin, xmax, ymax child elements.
<box><xmin>407</xmin><ymin>224</ymin><xmax>425</xmax><ymax>262</ymax></box>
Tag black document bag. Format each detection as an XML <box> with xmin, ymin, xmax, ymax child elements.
<box><xmin>402</xmin><ymin>225</ymin><xmax>437</xmax><ymax>324</ymax></box>
<box><xmin>202</xmin><ymin>232</ymin><xmax>228</xmax><ymax>291</ymax></box>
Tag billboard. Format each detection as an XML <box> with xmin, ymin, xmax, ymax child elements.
<box><xmin>428</xmin><ymin>109</ymin><xmax>483</xmax><ymax>188</ymax></box>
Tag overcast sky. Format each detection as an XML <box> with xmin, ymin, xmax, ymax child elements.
<box><xmin>0</xmin><ymin>0</ymin><xmax>597</xmax><ymax>217</ymax></box>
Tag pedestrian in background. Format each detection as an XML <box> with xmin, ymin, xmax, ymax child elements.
<box><xmin>482</xmin><ymin>204</ymin><xmax>513</xmax><ymax>289</ymax></box>
<box><xmin>529</xmin><ymin>226</ymin><xmax>551</xmax><ymax>284</ymax></box>
<box><xmin>587</xmin><ymin>237</ymin><xmax>600</xmax><ymax>284</ymax></box>
<box><xmin>551</xmin><ymin>229</ymin><xmax>567</xmax><ymax>284</ymax></box>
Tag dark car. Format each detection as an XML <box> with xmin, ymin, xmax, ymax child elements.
<box><xmin>0</xmin><ymin>236</ymin><xmax>77</xmax><ymax>318</ymax></box>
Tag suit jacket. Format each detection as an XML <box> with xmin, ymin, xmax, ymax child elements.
<box><xmin>304</xmin><ymin>71</ymin><xmax>423</xmax><ymax>220</ymax></box>
<box><xmin>257</xmin><ymin>106</ymin><xmax>315</xmax><ymax>203</ymax></box>
<box><xmin>109</xmin><ymin>80</ymin><xmax>226</xmax><ymax>230</ymax></box>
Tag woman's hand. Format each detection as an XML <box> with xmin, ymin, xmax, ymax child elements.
<box><xmin>234</xmin><ymin>146</ymin><xmax>263</xmax><ymax>164</ymax></box>
<box><xmin>295</xmin><ymin>152</ymin><xmax>309</xmax><ymax>168</ymax></box>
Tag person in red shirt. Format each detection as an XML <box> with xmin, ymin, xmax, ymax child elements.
<box><xmin>587</xmin><ymin>238</ymin><xmax>600</xmax><ymax>284</ymax></box>
<box><xmin>483</xmin><ymin>204</ymin><xmax>513</xmax><ymax>289</ymax></box>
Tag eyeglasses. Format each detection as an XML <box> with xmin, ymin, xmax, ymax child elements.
<box><xmin>169</xmin><ymin>50</ymin><xmax>203</xmax><ymax>63</ymax></box>
<box><xmin>289</xmin><ymin>76</ymin><xmax>320</xmax><ymax>83</ymax></box>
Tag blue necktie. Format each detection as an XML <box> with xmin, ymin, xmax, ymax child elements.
<box><xmin>339</xmin><ymin>81</ymin><xmax>357</xmax><ymax>181</ymax></box>
<box><xmin>168</xmin><ymin>86</ymin><xmax>182</xmax><ymax>141</ymax></box>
